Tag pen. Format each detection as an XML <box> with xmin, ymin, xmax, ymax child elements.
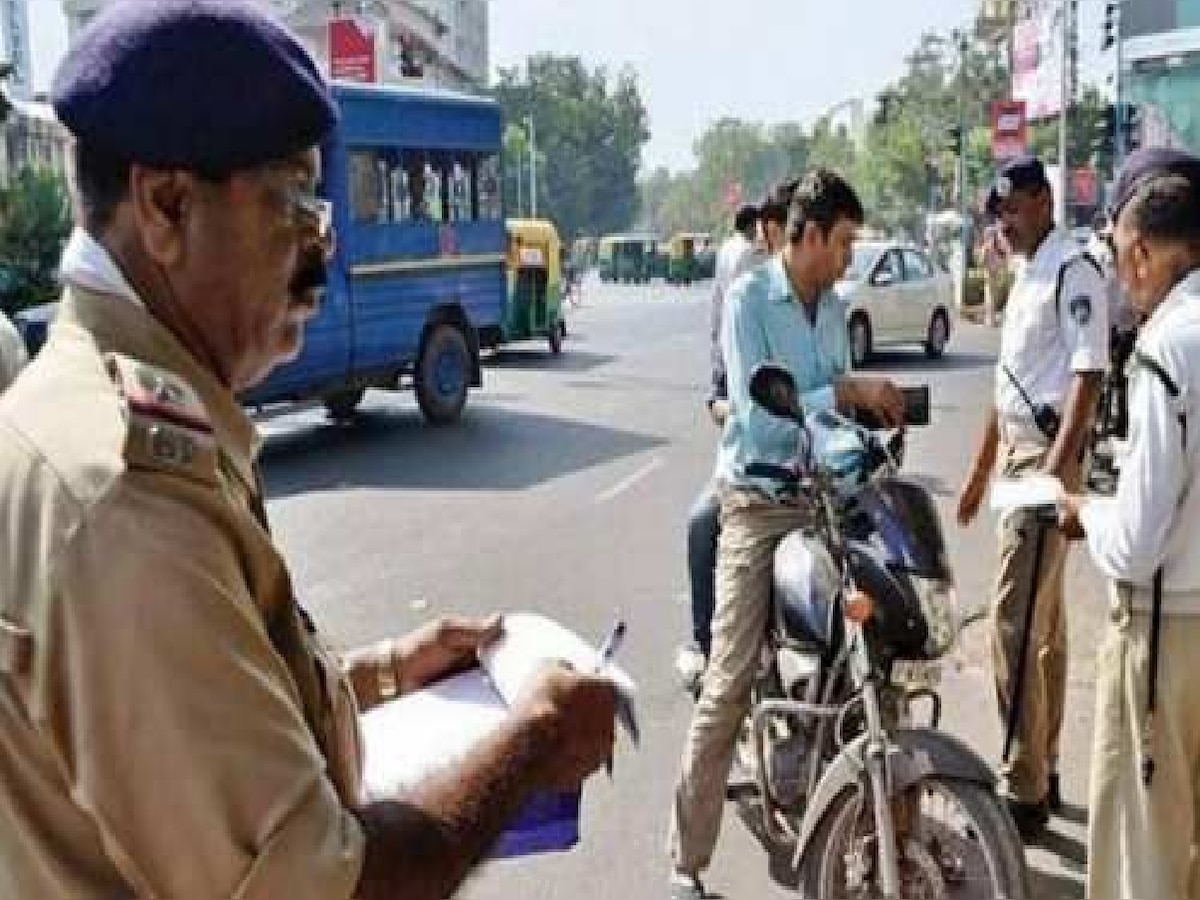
<box><xmin>595</xmin><ymin>619</ymin><xmax>625</xmax><ymax>777</ymax></box>
<box><xmin>595</xmin><ymin>619</ymin><xmax>626</xmax><ymax>672</ymax></box>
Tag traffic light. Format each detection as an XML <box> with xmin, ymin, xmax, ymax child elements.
<box><xmin>1102</xmin><ymin>1</ymin><xmax>1119</xmax><ymax>51</ymax></box>
<box><xmin>398</xmin><ymin>36</ymin><xmax>423</xmax><ymax>78</ymax></box>
<box><xmin>1120</xmin><ymin>102</ymin><xmax>1143</xmax><ymax>151</ymax></box>
<box><xmin>0</xmin><ymin>61</ymin><xmax>12</xmax><ymax>125</ymax></box>
<box><xmin>1091</xmin><ymin>103</ymin><xmax>1117</xmax><ymax>157</ymax></box>
<box><xmin>946</xmin><ymin>125</ymin><xmax>963</xmax><ymax>155</ymax></box>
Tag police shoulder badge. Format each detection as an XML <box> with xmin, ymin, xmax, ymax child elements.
<box><xmin>1069</xmin><ymin>293</ymin><xmax>1092</xmax><ymax>326</ymax></box>
<box><xmin>104</xmin><ymin>353</ymin><xmax>218</xmax><ymax>482</ymax></box>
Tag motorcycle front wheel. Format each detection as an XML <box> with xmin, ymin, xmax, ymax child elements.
<box><xmin>797</xmin><ymin>777</ymin><xmax>1027</xmax><ymax>900</ymax></box>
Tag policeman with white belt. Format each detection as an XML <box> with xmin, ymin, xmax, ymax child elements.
<box><xmin>1061</xmin><ymin>148</ymin><xmax>1200</xmax><ymax>900</ymax></box>
<box><xmin>957</xmin><ymin>155</ymin><xmax>1109</xmax><ymax>839</ymax></box>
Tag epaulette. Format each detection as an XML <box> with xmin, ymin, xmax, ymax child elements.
<box><xmin>104</xmin><ymin>353</ymin><xmax>218</xmax><ymax>484</ymax></box>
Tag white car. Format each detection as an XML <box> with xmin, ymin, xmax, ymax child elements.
<box><xmin>836</xmin><ymin>242</ymin><xmax>954</xmax><ymax>368</ymax></box>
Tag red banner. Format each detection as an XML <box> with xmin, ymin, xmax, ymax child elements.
<box><xmin>991</xmin><ymin>100</ymin><xmax>1028</xmax><ymax>161</ymax></box>
<box><xmin>329</xmin><ymin>18</ymin><xmax>377</xmax><ymax>83</ymax></box>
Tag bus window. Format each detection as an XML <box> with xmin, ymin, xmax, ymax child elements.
<box><xmin>349</xmin><ymin>150</ymin><xmax>387</xmax><ymax>223</ymax></box>
<box><xmin>477</xmin><ymin>153</ymin><xmax>502</xmax><ymax>221</ymax></box>
<box><xmin>423</xmin><ymin>161</ymin><xmax>445</xmax><ymax>222</ymax></box>
<box><xmin>448</xmin><ymin>159</ymin><xmax>472</xmax><ymax>222</ymax></box>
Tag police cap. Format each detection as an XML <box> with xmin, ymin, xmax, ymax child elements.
<box><xmin>1108</xmin><ymin>147</ymin><xmax>1200</xmax><ymax>219</ymax></box>
<box><xmin>986</xmin><ymin>155</ymin><xmax>1050</xmax><ymax>216</ymax></box>
<box><xmin>51</xmin><ymin>0</ymin><xmax>338</xmax><ymax>175</ymax></box>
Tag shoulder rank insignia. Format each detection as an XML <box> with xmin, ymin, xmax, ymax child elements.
<box><xmin>104</xmin><ymin>354</ymin><xmax>217</xmax><ymax>479</ymax></box>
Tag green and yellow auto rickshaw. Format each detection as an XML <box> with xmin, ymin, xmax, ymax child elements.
<box><xmin>597</xmin><ymin>233</ymin><xmax>656</xmax><ymax>283</ymax></box>
<box><xmin>504</xmin><ymin>218</ymin><xmax>567</xmax><ymax>354</ymax></box>
<box><xmin>665</xmin><ymin>233</ymin><xmax>700</xmax><ymax>285</ymax></box>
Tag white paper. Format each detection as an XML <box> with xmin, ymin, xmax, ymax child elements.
<box><xmin>360</xmin><ymin>668</ymin><xmax>507</xmax><ymax>800</ymax></box>
<box><xmin>480</xmin><ymin>612</ymin><xmax>639</xmax><ymax>744</ymax></box>
<box><xmin>988</xmin><ymin>473</ymin><xmax>1064</xmax><ymax>513</ymax></box>
<box><xmin>360</xmin><ymin>612</ymin><xmax>640</xmax><ymax>803</ymax></box>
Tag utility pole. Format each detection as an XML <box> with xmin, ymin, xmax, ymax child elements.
<box><xmin>1056</xmin><ymin>0</ymin><xmax>1073</xmax><ymax>227</ymax></box>
<box><xmin>524</xmin><ymin>115</ymin><xmax>537</xmax><ymax>218</ymax></box>
<box><xmin>954</xmin><ymin>30</ymin><xmax>970</xmax><ymax>312</ymax></box>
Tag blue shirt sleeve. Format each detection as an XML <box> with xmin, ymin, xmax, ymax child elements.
<box><xmin>721</xmin><ymin>273</ymin><xmax>799</xmax><ymax>459</ymax></box>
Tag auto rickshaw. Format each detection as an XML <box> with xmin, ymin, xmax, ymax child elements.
<box><xmin>665</xmin><ymin>233</ymin><xmax>699</xmax><ymax>285</ymax></box>
<box><xmin>504</xmin><ymin>218</ymin><xmax>567</xmax><ymax>354</ymax></box>
<box><xmin>597</xmin><ymin>233</ymin><xmax>656</xmax><ymax>283</ymax></box>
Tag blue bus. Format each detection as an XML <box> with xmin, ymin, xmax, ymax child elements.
<box><xmin>243</xmin><ymin>81</ymin><xmax>507</xmax><ymax>424</ymax></box>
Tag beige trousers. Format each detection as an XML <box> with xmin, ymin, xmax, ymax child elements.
<box><xmin>991</xmin><ymin>442</ymin><xmax>1070</xmax><ymax>803</ymax></box>
<box><xmin>668</xmin><ymin>486</ymin><xmax>811</xmax><ymax>875</ymax></box>
<box><xmin>1088</xmin><ymin>593</ymin><xmax>1200</xmax><ymax>900</ymax></box>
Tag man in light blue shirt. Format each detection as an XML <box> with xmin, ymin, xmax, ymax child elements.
<box><xmin>667</xmin><ymin>170</ymin><xmax>904</xmax><ymax>900</ymax></box>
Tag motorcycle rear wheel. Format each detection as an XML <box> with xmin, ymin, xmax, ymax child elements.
<box><xmin>797</xmin><ymin>778</ymin><xmax>1027</xmax><ymax>900</ymax></box>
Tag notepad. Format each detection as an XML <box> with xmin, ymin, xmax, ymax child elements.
<box><xmin>989</xmin><ymin>473</ymin><xmax>1064</xmax><ymax>513</ymax></box>
<box><xmin>359</xmin><ymin>613</ymin><xmax>638</xmax><ymax>858</ymax></box>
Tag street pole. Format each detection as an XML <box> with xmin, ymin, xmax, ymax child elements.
<box><xmin>1114</xmin><ymin>3</ymin><xmax>1126</xmax><ymax>166</ymax></box>
<box><xmin>956</xmin><ymin>31</ymin><xmax>970</xmax><ymax>312</ymax></box>
<box><xmin>515</xmin><ymin>154</ymin><xmax>523</xmax><ymax>218</ymax></box>
<box><xmin>1056</xmin><ymin>0</ymin><xmax>1071</xmax><ymax>227</ymax></box>
<box><xmin>524</xmin><ymin>115</ymin><xmax>537</xmax><ymax>218</ymax></box>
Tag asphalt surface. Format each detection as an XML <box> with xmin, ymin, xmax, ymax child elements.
<box><xmin>259</xmin><ymin>276</ymin><xmax>1106</xmax><ymax>899</ymax></box>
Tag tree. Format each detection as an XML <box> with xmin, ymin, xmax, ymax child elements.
<box><xmin>0</xmin><ymin>168</ymin><xmax>72</xmax><ymax>313</ymax></box>
<box><xmin>492</xmin><ymin>55</ymin><xmax>650</xmax><ymax>238</ymax></box>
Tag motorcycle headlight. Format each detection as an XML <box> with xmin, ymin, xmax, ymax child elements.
<box><xmin>912</xmin><ymin>575</ymin><xmax>960</xmax><ymax>657</ymax></box>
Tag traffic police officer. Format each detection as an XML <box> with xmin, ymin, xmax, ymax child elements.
<box><xmin>957</xmin><ymin>155</ymin><xmax>1109</xmax><ymax>838</ymax></box>
<box><xmin>0</xmin><ymin>3</ymin><xmax>615</xmax><ymax>898</ymax></box>
<box><xmin>1061</xmin><ymin>148</ymin><xmax>1200</xmax><ymax>900</ymax></box>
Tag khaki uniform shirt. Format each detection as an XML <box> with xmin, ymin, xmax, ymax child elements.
<box><xmin>0</xmin><ymin>285</ymin><xmax>366</xmax><ymax>898</ymax></box>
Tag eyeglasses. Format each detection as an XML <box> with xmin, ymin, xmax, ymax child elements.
<box><xmin>280</xmin><ymin>184</ymin><xmax>335</xmax><ymax>249</ymax></box>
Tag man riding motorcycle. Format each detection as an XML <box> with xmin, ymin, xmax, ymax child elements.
<box><xmin>666</xmin><ymin>169</ymin><xmax>905</xmax><ymax>900</ymax></box>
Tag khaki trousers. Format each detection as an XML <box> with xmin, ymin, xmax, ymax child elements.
<box><xmin>668</xmin><ymin>486</ymin><xmax>811</xmax><ymax>875</ymax></box>
<box><xmin>991</xmin><ymin>442</ymin><xmax>1070</xmax><ymax>803</ymax></box>
<box><xmin>1088</xmin><ymin>593</ymin><xmax>1200</xmax><ymax>900</ymax></box>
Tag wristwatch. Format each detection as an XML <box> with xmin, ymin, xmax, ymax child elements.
<box><xmin>376</xmin><ymin>639</ymin><xmax>401</xmax><ymax>701</ymax></box>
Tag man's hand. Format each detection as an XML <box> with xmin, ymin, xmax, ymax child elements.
<box><xmin>838</xmin><ymin>376</ymin><xmax>906</xmax><ymax>428</ymax></box>
<box><xmin>957</xmin><ymin>469</ymin><xmax>989</xmax><ymax>527</ymax></box>
<box><xmin>1058</xmin><ymin>493</ymin><xmax>1087</xmax><ymax>541</ymax></box>
<box><xmin>391</xmin><ymin>615</ymin><xmax>504</xmax><ymax>694</ymax></box>
<box><xmin>513</xmin><ymin>665</ymin><xmax>617</xmax><ymax>791</ymax></box>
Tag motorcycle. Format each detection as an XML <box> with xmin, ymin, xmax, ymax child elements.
<box><xmin>735</xmin><ymin>363</ymin><xmax>1028</xmax><ymax>900</ymax></box>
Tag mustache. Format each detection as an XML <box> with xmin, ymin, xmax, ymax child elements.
<box><xmin>290</xmin><ymin>256</ymin><xmax>328</xmax><ymax>296</ymax></box>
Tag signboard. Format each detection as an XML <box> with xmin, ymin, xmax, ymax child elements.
<box><xmin>1012</xmin><ymin>0</ymin><xmax>1065</xmax><ymax>121</ymax></box>
<box><xmin>991</xmin><ymin>100</ymin><xmax>1028</xmax><ymax>160</ymax></box>
<box><xmin>328</xmin><ymin>17</ymin><xmax>378</xmax><ymax>83</ymax></box>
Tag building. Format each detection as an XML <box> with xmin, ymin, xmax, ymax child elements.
<box><xmin>0</xmin><ymin>98</ymin><xmax>68</xmax><ymax>186</ymax></box>
<box><xmin>0</xmin><ymin>0</ymin><xmax>32</xmax><ymax>100</ymax></box>
<box><xmin>61</xmin><ymin>0</ymin><xmax>488</xmax><ymax>92</ymax></box>
<box><xmin>1122</xmin><ymin>0</ymin><xmax>1200</xmax><ymax>150</ymax></box>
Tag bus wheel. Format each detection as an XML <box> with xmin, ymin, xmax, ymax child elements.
<box><xmin>416</xmin><ymin>323</ymin><xmax>470</xmax><ymax>425</ymax></box>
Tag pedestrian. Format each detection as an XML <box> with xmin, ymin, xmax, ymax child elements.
<box><xmin>1059</xmin><ymin>148</ymin><xmax>1200</xmax><ymax>900</ymax></box>
<box><xmin>0</xmin><ymin>4</ymin><xmax>616</xmax><ymax>897</ymax></box>
<box><xmin>674</xmin><ymin>203</ymin><xmax>763</xmax><ymax>693</ymax></box>
<box><xmin>981</xmin><ymin>221</ymin><xmax>1010</xmax><ymax>326</ymax></box>
<box><xmin>667</xmin><ymin>169</ymin><xmax>904</xmax><ymax>900</ymax></box>
<box><xmin>957</xmin><ymin>155</ymin><xmax>1109</xmax><ymax>840</ymax></box>
<box><xmin>0</xmin><ymin>306</ymin><xmax>27</xmax><ymax>392</ymax></box>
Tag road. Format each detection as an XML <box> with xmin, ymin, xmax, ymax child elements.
<box><xmin>259</xmin><ymin>276</ymin><xmax>1105</xmax><ymax>899</ymax></box>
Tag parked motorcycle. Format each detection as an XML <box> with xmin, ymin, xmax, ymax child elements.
<box><xmin>736</xmin><ymin>363</ymin><xmax>1028</xmax><ymax>900</ymax></box>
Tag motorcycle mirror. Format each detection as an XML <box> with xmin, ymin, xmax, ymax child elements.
<box><xmin>750</xmin><ymin>363</ymin><xmax>804</xmax><ymax>423</ymax></box>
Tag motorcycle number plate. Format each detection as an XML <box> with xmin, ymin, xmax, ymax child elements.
<box><xmin>893</xmin><ymin>659</ymin><xmax>942</xmax><ymax>690</ymax></box>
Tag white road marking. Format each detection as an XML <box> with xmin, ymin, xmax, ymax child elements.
<box><xmin>595</xmin><ymin>456</ymin><xmax>664</xmax><ymax>504</ymax></box>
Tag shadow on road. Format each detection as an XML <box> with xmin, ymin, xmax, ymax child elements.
<box><xmin>260</xmin><ymin>402</ymin><xmax>666</xmax><ymax>499</ymax></box>
<box><xmin>485</xmin><ymin>348</ymin><xmax>617</xmax><ymax>373</ymax></box>
<box><xmin>859</xmin><ymin>349</ymin><xmax>997</xmax><ymax>375</ymax></box>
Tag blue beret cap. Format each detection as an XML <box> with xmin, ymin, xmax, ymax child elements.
<box><xmin>1109</xmin><ymin>147</ymin><xmax>1200</xmax><ymax>218</ymax></box>
<box><xmin>51</xmin><ymin>0</ymin><xmax>338</xmax><ymax>174</ymax></box>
